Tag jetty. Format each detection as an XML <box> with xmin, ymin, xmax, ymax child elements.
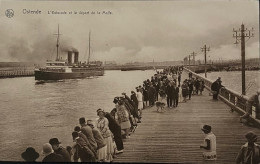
<box><xmin>0</xmin><ymin>69</ymin><xmax>34</xmax><ymax>78</ymax></box>
<box><xmin>114</xmin><ymin>67</ymin><xmax>260</xmax><ymax>163</ymax></box>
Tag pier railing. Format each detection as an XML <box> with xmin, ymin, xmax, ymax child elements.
<box><xmin>183</xmin><ymin>67</ymin><xmax>260</xmax><ymax>125</ymax></box>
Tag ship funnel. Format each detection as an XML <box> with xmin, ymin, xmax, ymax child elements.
<box><xmin>68</xmin><ymin>51</ymin><xmax>72</xmax><ymax>64</ymax></box>
<box><xmin>74</xmin><ymin>51</ymin><xmax>79</xmax><ymax>64</ymax></box>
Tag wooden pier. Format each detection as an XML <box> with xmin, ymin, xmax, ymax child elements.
<box><xmin>114</xmin><ymin>89</ymin><xmax>260</xmax><ymax>163</ymax></box>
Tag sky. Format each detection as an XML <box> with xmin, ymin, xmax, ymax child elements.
<box><xmin>0</xmin><ymin>0</ymin><xmax>259</xmax><ymax>64</ymax></box>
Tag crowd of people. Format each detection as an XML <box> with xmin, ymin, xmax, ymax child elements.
<box><xmin>20</xmin><ymin>66</ymin><xmax>260</xmax><ymax>163</ymax></box>
<box><xmin>20</xmin><ymin>66</ymin><xmax>208</xmax><ymax>162</ymax></box>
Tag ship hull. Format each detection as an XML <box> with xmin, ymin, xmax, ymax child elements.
<box><xmin>35</xmin><ymin>70</ymin><xmax>104</xmax><ymax>80</ymax></box>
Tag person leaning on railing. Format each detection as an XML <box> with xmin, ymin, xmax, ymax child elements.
<box><xmin>211</xmin><ymin>77</ymin><xmax>224</xmax><ymax>100</ymax></box>
<box><xmin>240</xmin><ymin>90</ymin><xmax>260</xmax><ymax>122</ymax></box>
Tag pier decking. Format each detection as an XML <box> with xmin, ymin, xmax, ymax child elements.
<box><xmin>114</xmin><ymin>89</ymin><xmax>260</xmax><ymax>163</ymax></box>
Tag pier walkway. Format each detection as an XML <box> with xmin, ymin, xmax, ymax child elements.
<box><xmin>114</xmin><ymin>89</ymin><xmax>260</xmax><ymax>163</ymax></box>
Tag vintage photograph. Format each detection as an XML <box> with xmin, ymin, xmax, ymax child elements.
<box><xmin>0</xmin><ymin>0</ymin><xmax>259</xmax><ymax>163</ymax></box>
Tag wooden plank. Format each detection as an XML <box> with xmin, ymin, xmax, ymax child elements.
<box><xmin>114</xmin><ymin>88</ymin><xmax>260</xmax><ymax>163</ymax></box>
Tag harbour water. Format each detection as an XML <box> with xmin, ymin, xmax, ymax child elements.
<box><xmin>0</xmin><ymin>70</ymin><xmax>259</xmax><ymax>161</ymax></box>
<box><xmin>0</xmin><ymin>70</ymin><xmax>156</xmax><ymax>161</ymax></box>
<box><xmin>203</xmin><ymin>71</ymin><xmax>260</xmax><ymax>97</ymax></box>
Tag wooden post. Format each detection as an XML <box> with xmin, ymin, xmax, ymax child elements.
<box><xmin>233</xmin><ymin>24</ymin><xmax>254</xmax><ymax>95</ymax></box>
<box><xmin>241</xmin><ymin>24</ymin><xmax>246</xmax><ymax>95</ymax></box>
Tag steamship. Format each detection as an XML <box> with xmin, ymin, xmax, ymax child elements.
<box><xmin>34</xmin><ymin>27</ymin><xmax>104</xmax><ymax>81</ymax></box>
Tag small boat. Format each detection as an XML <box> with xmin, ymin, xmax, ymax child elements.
<box><xmin>35</xmin><ymin>26</ymin><xmax>104</xmax><ymax>80</ymax></box>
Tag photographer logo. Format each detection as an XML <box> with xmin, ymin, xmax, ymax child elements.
<box><xmin>5</xmin><ymin>9</ymin><xmax>14</xmax><ymax>18</ymax></box>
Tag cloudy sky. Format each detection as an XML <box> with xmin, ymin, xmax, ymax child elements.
<box><xmin>0</xmin><ymin>0</ymin><xmax>258</xmax><ymax>64</ymax></box>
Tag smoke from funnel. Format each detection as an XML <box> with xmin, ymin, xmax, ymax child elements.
<box><xmin>60</xmin><ymin>46</ymin><xmax>78</xmax><ymax>53</ymax></box>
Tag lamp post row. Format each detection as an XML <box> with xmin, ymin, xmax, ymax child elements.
<box><xmin>182</xmin><ymin>24</ymin><xmax>253</xmax><ymax>95</ymax></box>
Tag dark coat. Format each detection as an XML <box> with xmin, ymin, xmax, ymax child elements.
<box><xmin>148</xmin><ymin>86</ymin><xmax>156</xmax><ymax>99</ymax></box>
<box><xmin>55</xmin><ymin>146</ymin><xmax>71</xmax><ymax>162</ymax></box>
<box><xmin>104</xmin><ymin>112</ymin><xmax>121</xmax><ymax>134</ymax></box>
<box><xmin>92</xmin><ymin>127</ymin><xmax>106</xmax><ymax>149</ymax></box>
<box><xmin>81</xmin><ymin>125</ymin><xmax>97</xmax><ymax>151</ymax></box>
<box><xmin>181</xmin><ymin>83</ymin><xmax>189</xmax><ymax>96</ymax></box>
<box><xmin>173</xmin><ymin>87</ymin><xmax>179</xmax><ymax>98</ymax></box>
<box><xmin>78</xmin><ymin>132</ymin><xmax>97</xmax><ymax>156</ymax></box>
<box><xmin>188</xmin><ymin>82</ymin><xmax>193</xmax><ymax>91</ymax></box>
<box><xmin>166</xmin><ymin>85</ymin><xmax>174</xmax><ymax>97</ymax></box>
<box><xmin>155</xmin><ymin>83</ymin><xmax>160</xmax><ymax>93</ymax></box>
<box><xmin>125</xmin><ymin>95</ymin><xmax>136</xmax><ymax>108</ymax></box>
<box><xmin>130</xmin><ymin>94</ymin><xmax>138</xmax><ymax>109</ymax></box>
<box><xmin>73</xmin><ymin>137</ymin><xmax>96</xmax><ymax>162</ymax></box>
<box><xmin>143</xmin><ymin>89</ymin><xmax>149</xmax><ymax>101</ymax></box>
<box><xmin>42</xmin><ymin>153</ymin><xmax>63</xmax><ymax>162</ymax></box>
<box><xmin>211</xmin><ymin>81</ymin><xmax>222</xmax><ymax>92</ymax></box>
<box><xmin>195</xmin><ymin>80</ymin><xmax>200</xmax><ymax>88</ymax></box>
<box><xmin>122</xmin><ymin>98</ymin><xmax>135</xmax><ymax>116</ymax></box>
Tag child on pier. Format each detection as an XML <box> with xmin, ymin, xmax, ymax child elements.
<box><xmin>200</xmin><ymin>125</ymin><xmax>217</xmax><ymax>161</ymax></box>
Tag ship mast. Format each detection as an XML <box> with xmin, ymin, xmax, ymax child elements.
<box><xmin>87</xmin><ymin>31</ymin><xmax>91</xmax><ymax>64</ymax></box>
<box><xmin>55</xmin><ymin>24</ymin><xmax>61</xmax><ymax>61</ymax></box>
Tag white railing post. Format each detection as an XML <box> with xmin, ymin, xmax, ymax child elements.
<box><xmin>252</xmin><ymin>106</ymin><xmax>256</xmax><ymax>119</ymax></box>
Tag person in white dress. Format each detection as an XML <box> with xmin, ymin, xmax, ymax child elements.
<box><xmin>200</xmin><ymin>125</ymin><xmax>217</xmax><ymax>161</ymax></box>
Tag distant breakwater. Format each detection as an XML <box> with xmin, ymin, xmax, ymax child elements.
<box><xmin>187</xmin><ymin>65</ymin><xmax>260</xmax><ymax>74</ymax></box>
<box><xmin>0</xmin><ymin>68</ymin><xmax>34</xmax><ymax>78</ymax></box>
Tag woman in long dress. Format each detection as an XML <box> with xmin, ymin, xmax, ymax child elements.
<box><xmin>96</xmin><ymin>109</ymin><xmax>114</xmax><ymax>162</ymax></box>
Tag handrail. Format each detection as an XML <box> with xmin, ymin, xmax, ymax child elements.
<box><xmin>183</xmin><ymin>67</ymin><xmax>260</xmax><ymax>124</ymax></box>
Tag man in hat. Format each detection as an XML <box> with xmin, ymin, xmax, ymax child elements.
<box><xmin>42</xmin><ymin>143</ymin><xmax>63</xmax><ymax>162</ymax></box>
<box><xmin>21</xmin><ymin>147</ymin><xmax>39</xmax><ymax>162</ymax></box>
<box><xmin>131</xmin><ymin>91</ymin><xmax>141</xmax><ymax>124</ymax></box>
<box><xmin>211</xmin><ymin>77</ymin><xmax>223</xmax><ymax>100</ymax></box>
<box><xmin>200</xmin><ymin>125</ymin><xmax>217</xmax><ymax>160</ymax></box>
<box><xmin>79</xmin><ymin>117</ymin><xmax>98</xmax><ymax>151</ymax></box>
<box><xmin>194</xmin><ymin>77</ymin><xmax>200</xmax><ymax>95</ymax></box>
<box><xmin>166</xmin><ymin>82</ymin><xmax>174</xmax><ymax>108</ymax></box>
<box><xmin>236</xmin><ymin>131</ymin><xmax>260</xmax><ymax>164</ymax></box>
<box><xmin>49</xmin><ymin>138</ymin><xmax>71</xmax><ymax>162</ymax></box>
<box><xmin>148</xmin><ymin>83</ymin><xmax>156</xmax><ymax>107</ymax></box>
